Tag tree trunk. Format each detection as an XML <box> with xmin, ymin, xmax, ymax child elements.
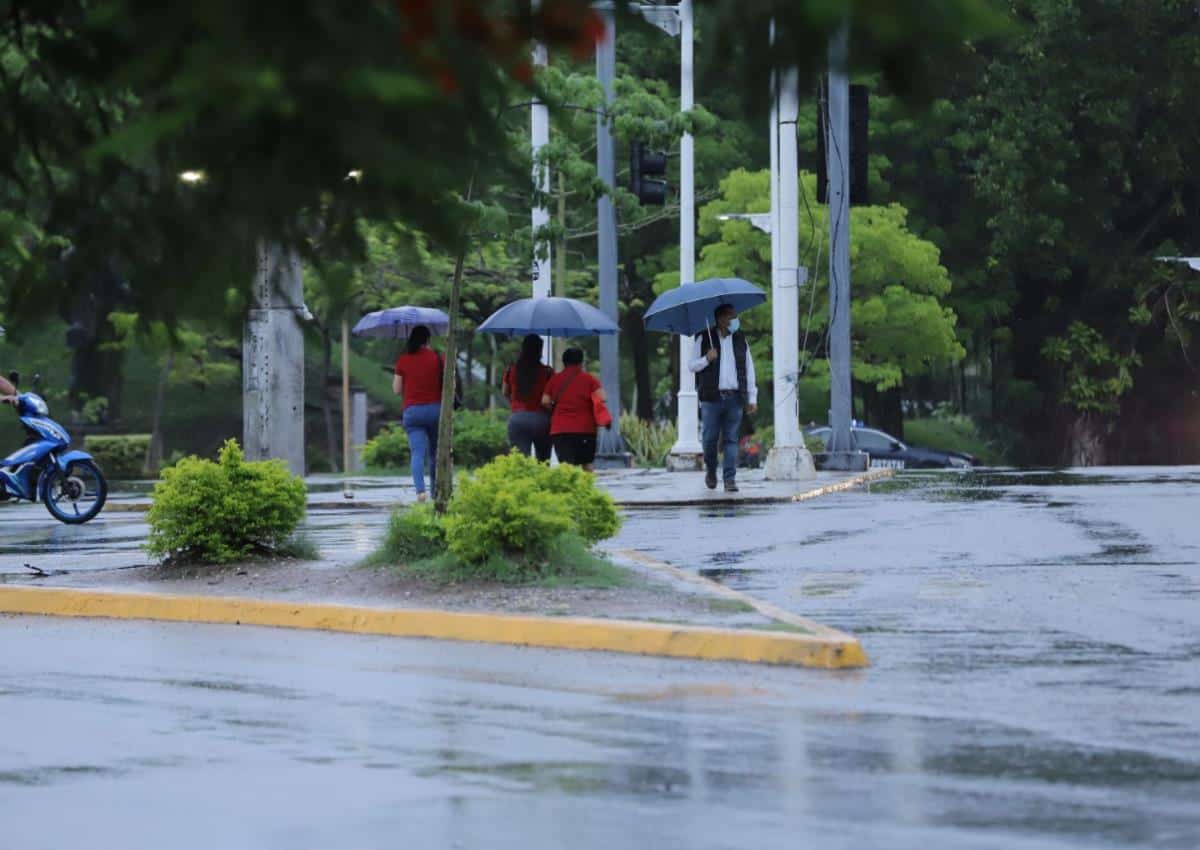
<box><xmin>1065</xmin><ymin>411</ymin><xmax>1107</xmax><ymax>467</ymax></box>
<box><xmin>145</xmin><ymin>350</ymin><xmax>173</xmax><ymax>474</ymax></box>
<box><xmin>434</xmin><ymin>172</ymin><xmax>475</xmax><ymax>513</ymax></box>
<box><xmin>487</xmin><ymin>333</ymin><xmax>498</xmax><ymax>412</ymax></box>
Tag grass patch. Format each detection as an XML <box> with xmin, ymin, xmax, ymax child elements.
<box><xmin>368</xmin><ymin>531</ymin><xmax>629</xmax><ymax>588</ymax></box>
<box><xmin>706</xmin><ymin>597</ymin><xmax>757</xmax><ymax>614</ymax></box>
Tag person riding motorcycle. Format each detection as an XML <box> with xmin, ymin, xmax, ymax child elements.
<box><xmin>0</xmin><ymin>372</ymin><xmax>15</xmax><ymax>405</ymax></box>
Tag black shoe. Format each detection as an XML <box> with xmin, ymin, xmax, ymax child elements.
<box><xmin>724</xmin><ymin>480</ymin><xmax>739</xmax><ymax>493</ymax></box>
<box><xmin>705</xmin><ymin>468</ymin><xmax>717</xmax><ymax>490</ymax></box>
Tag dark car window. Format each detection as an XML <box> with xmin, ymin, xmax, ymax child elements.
<box><xmin>808</xmin><ymin>428</ymin><xmax>832</xmax><ymax>449</ymax></box>
<box><xmin>854</xmin><ymin>428</ymin><xmax>899</xmax><ymax>452</ymax></box>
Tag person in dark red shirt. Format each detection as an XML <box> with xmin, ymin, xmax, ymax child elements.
<box><xmin>392</xmin><ymin>325</ymin><xmax>443</xmax><ymax>501</ymax></box>
<box><xmin>502</xmin><ymin>334</ymin><xmax>554</xmax><ymax>461</ymax></box>
<box><xmin>541</xmin><ymin>347</ymin><xmax>607</xmax><ymax>471</ymax></box>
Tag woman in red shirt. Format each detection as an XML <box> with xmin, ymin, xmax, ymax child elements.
<box><xmin>541</xmin><ymin>347</ymin><xmax>607</xmax><ymax>471</ymax></box>
<box><xmin>502</xmin><ymin>334</ymin><xmax>554</xmax><ymax>461</ymax></box>
<box><xmin>392</xmin><ymin>325</ymin><xmax>443</xmax><ymax>502</ymax></box>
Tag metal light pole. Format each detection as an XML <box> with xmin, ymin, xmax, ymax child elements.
<box><xmin>824</xmin><ymin>23</ymin><xmax>861</xmax><ymax>467</ymax></box>
<box><xmin>666</xmin><ymin>0</ymin><xmax>704</xmax><ymax>468</ymax></box>
<box><xmin>595</xmin><ymin>7</ymin><xmax>625</xmax><ymax>457</ymax></box>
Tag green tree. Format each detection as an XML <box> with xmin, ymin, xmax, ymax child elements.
<box><xmin>696</xmin><ymin>168</ymin><xmax>964</xmax><ymax>435</ymax></box>
<box><xmin>972</xmin><ymin>0</ymin><xmax>1200</xmax><ymax>464</ymax></box>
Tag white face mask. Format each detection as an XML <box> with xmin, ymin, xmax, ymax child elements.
<box><xmin>727</xmin><ymin>318</ymin><xmax>740</xmax><ymax>334</ymax></box>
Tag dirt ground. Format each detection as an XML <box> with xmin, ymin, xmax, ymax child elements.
<box><xmin>37</xmin><ymin>555</ymin><xmax>776</xmax><ymax>630</ymax></box>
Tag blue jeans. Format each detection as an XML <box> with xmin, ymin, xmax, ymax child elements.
<box><xmin>402</xmin><ymin>403</ymin><xmax>440</xmax><ymax>495</ymax></box>
<box><xmin>701</xmin><ymin>395</ymin><xmax>744</xmax><ymax>482</ymax></box>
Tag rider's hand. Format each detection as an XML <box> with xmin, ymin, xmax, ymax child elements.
<box><xmin>1</xmin><ymin>395</ymin><xmax>16</xmax><ymax>406</ymax></box>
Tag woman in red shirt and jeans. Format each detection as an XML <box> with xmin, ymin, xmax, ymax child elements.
<box><xmin>542</xmin><ymin>347</ymin><xmax>607</xmax><ymax>471</ymax></box>
<box><xmin>502</xmin><ymin>334</ymin><xmax>554</xmax><ymax>461</ymax></box>
<box><xmin>392</xmin><ymin>325</ymin><xmax>443</xmax><ymax>502</ymax></box>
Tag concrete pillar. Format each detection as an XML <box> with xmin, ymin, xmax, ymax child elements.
<box><xmin>243</xmin><ymin>241</ymin><xmax>306</xmax><ymax>476</ymax></box>
<box><xmin>350</xmin><ymin>390</ymin><xmax>368</xmax><ymax>473</ymax></box>
<box><xmin>765</xmin><ymin>66</ymin><xmax>816</xmax><ymax>481</ymax></box>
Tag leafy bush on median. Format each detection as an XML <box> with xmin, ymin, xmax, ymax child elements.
<box><xmin>370</xmin><ymin>451</ymin><xmax>623</xmax><ymax>582</ymax></box>
<box><xmin>145</xmin><ymin>439</ymin><xmax>307</xmax><ymax>564</ymax></box>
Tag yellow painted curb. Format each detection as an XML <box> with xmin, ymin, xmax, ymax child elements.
<box><xmin>0</xmin><ymin>586</ymin><xmax>866</xmax><ymax>669</ymax></box>
<box><xmin>791</xmin><ymin>467</ymin><xmax>895</xmax><ymax>502</ymax></box>
<box><xmin>612</xmin><ymin>548</ymin><xmax>868</xmax><ymax>669</ymax></box>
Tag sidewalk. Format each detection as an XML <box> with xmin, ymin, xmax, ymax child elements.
<box><xmin>311</xmin><ymin>467</ymin><xmax>892</xmax><ymax>509</ymax></box>
<box><xmin>105</xmin><ymin>467</ymin><xmax>893</xmax><ymax>513</ymax></box>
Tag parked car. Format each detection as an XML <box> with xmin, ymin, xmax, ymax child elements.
<box><xmin>805</xmin><ymin>424</ymin><xmax>978</xmax><ymax>469</ymax></box>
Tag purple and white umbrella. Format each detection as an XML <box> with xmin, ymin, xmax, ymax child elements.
<box><xmin>352</xmin><ymin>306</ymin><xmax>450</xmax><ymax>339</ymax></box>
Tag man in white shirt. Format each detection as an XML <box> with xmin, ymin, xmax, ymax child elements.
<box><xmin>688</xmin><ymin>304</ymin><xmax>757</xmax><ymax>492</ymax></box>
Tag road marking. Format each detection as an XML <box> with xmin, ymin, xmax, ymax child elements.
<box><xmin>0</xmin><ymin>586</ymin><xmax>866</xmax><ymax>669</ymax></box>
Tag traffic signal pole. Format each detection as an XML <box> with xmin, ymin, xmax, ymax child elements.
<box><xmin>826</xmin><ymin>24</ymin><xmax>858</xmax><ymax>464</ymax></box>
<box><xmin>595</xmin><ymin>7</ymin><xmax>625</xmax><ymax>458</ymax></box>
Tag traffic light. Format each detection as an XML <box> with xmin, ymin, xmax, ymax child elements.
<box><xmin>816</xmin><ymin>83</ymin><xmax>869</xmax><ymax>206</ymax></box>
<box><xmin>630</xmin><ymin>141</ymin><xmax>667</xmax><ymax>205</ymax></box>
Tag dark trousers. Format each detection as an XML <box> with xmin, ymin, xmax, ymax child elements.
<box><xmin>701</xmin><ymin>393</ymin><xmax>744</xmax><ymax>482</ymax></box>
<box><xmin>508</xmin><ymin>411</ymin><xmax>552</xmax><ymax>461</ymax></box>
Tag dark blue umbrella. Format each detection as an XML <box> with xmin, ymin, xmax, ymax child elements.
<box><xmin>352</xmin><ymin>306</ymin><xmax>450</xmax><ymax>339</ymax></box>
<box><xmin>477</xmin><ymin>297</ymin><xmax>619</xmax><ymax>337</ymax></box>
<box><xmin>643</xmin><ymin>277</ymin><xmax>766</xmax><ymax>336</ymax></box>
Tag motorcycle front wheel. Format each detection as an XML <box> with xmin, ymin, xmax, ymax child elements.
<box><xmin>42</xmin><ymin>460</ymin><xmax>108</xmax><ymax>524</ymax></box>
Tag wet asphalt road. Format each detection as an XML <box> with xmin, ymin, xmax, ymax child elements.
<box><xmin>1</xmin><ymin>467</ymin><xmax>1199</xmax><ymax>849</ymax></box>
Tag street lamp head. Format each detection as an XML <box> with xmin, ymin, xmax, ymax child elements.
<box><xmin>179</xmin><ymin>170</ymin><xmax>207</xmax><ymax>185</ymax></box>
<box><xmin>346</xmin><ymin>169</ymin><xmax>364</xmax><ymax>182</ymax></box>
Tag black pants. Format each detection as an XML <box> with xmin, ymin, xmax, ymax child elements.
<box><xmin>553</xmin><ymin>433</ymin><xmax>597</xmax><ymax>466</ymax></box>
<box><xmin>508</xmin><ymin>411</ymin><xmax>552</xmax><ymax>461</ymax></box>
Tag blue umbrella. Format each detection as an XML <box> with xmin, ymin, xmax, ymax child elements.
<box><xmin>477</xmin><ymin>297</ymin><xmax>619</xmax><ymax>338</ymax></box>
<box><xmin>352</xmin><ymin>306</ymin><xmax>450</xmax><ymax>339</ymax></box>
<box><xmin>643</xmin><ymin>277</ymin><xmax>766</xmax><ymax>337</ymax></box>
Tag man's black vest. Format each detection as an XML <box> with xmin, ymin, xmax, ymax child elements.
<box><xmin>696</xmin><ymin>330</ymin><xmax>749</xmax><ymax>403</ymax></box>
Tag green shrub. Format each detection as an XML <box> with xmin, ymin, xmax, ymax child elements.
<box><xmin>452</xmin><ymin>409</ymin><xmax>510</xmax><ymax>468</ymax></box>
<box><xmin>360</xmin><ymin>425</ymin><xmax>410</xmax><ymax>470</ymax></box>
<box><xmin>371</xmin><ymin>503</ymin><xmax>447</xmax><ymax>563</ymax></box>
<box><xmin>146</xmin><ymin>439</ymin><xmax>307</xmax><ymax>564</ymax></box>
<box><xmin>360</xmin><ymin>409</ymin><xmax>510</xmax><ymax>471</ymax></box>
<box><xmin>443</xmin><ymin>451</ymin><xmax>622</xmax><ymax>567</ymax></box>
<box><xmin>619</xmin><ymin>413</ymin><xmax>677</xmax><ymax>468</ymax></box>
<box><xmin>85</xmin><ymin>434</ymin><xmax>151</xmax><ymax>479</ymax></box>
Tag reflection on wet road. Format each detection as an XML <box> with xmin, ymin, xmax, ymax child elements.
<box><xmin>1</xmin><ymin>468</ymin><xmax>1198</xmax><ymax>849</ymax></box>
<box><xmin>614</xmin><ymin>467</ymin><xmax>1200</xmax><ymax>848</ymax></box>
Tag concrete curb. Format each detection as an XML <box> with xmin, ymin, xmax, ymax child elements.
<box><xmin>610</xmin><ymin>548</ymin><xmax>866</xmax><ymax>648</ymax></box>
<box><xmin>102</xmin><ymin>468</ymin><xmax>894</xmax><ymax>514</ymax></box>
<box><xmin>0</xmin><ymin>586</ymin><xmax>867</xmax><ymax>669</ymax></box>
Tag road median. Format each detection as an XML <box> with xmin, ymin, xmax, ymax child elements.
<box><xmin>0</xmin><ymin>585</ymin><xmax>866</xmax><ymax>669</ymax></box>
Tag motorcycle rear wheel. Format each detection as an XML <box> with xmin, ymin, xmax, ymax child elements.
<box><xmin>42</xmin><ymin>460</ymin><xmax>108</xmax><ymax>524</ymax></box>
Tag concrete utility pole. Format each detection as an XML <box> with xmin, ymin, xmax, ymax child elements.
<box><xmin>666</xmin><ymin>0</ymin><xmax>704</xmax><ymax>470</ymax></box>
<box><xmin>243</xmin><ymin>242</ymin><xmax>306</xmax><ymax>476</ymax></box>
<box><xmin>765</xmin><ymin>53</ymin><xmax>816</xmax><ymax>480</ymax></box>
<box><xmin>825</xmin><ymin>24</ymin><xmax>859</xmax><ymax>466</ymax></box>
<box><xmin>595</xmin><ymin>7</ymin><xmax>625</xmax><ymax>456</ymax></box>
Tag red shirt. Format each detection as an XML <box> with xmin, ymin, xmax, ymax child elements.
<box><xmin>393</xmin><ymin>347</ymin><xmax>443</xmax><ymax>409</ymax></box>
<box><xmin>544</xmin><ymin>366</ymin><xmax>602</xmax><ymax>435</ymax></box>
<box><xmin>503</xmin><ymin>363</ymin><xmax>554</xmax><ymax>413</ymax></box>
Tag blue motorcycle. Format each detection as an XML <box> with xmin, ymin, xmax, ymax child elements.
<box><xmin>1</xmin><ymin>372</ymin><xmax>108</xmax><ymax>524</ymax></box>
